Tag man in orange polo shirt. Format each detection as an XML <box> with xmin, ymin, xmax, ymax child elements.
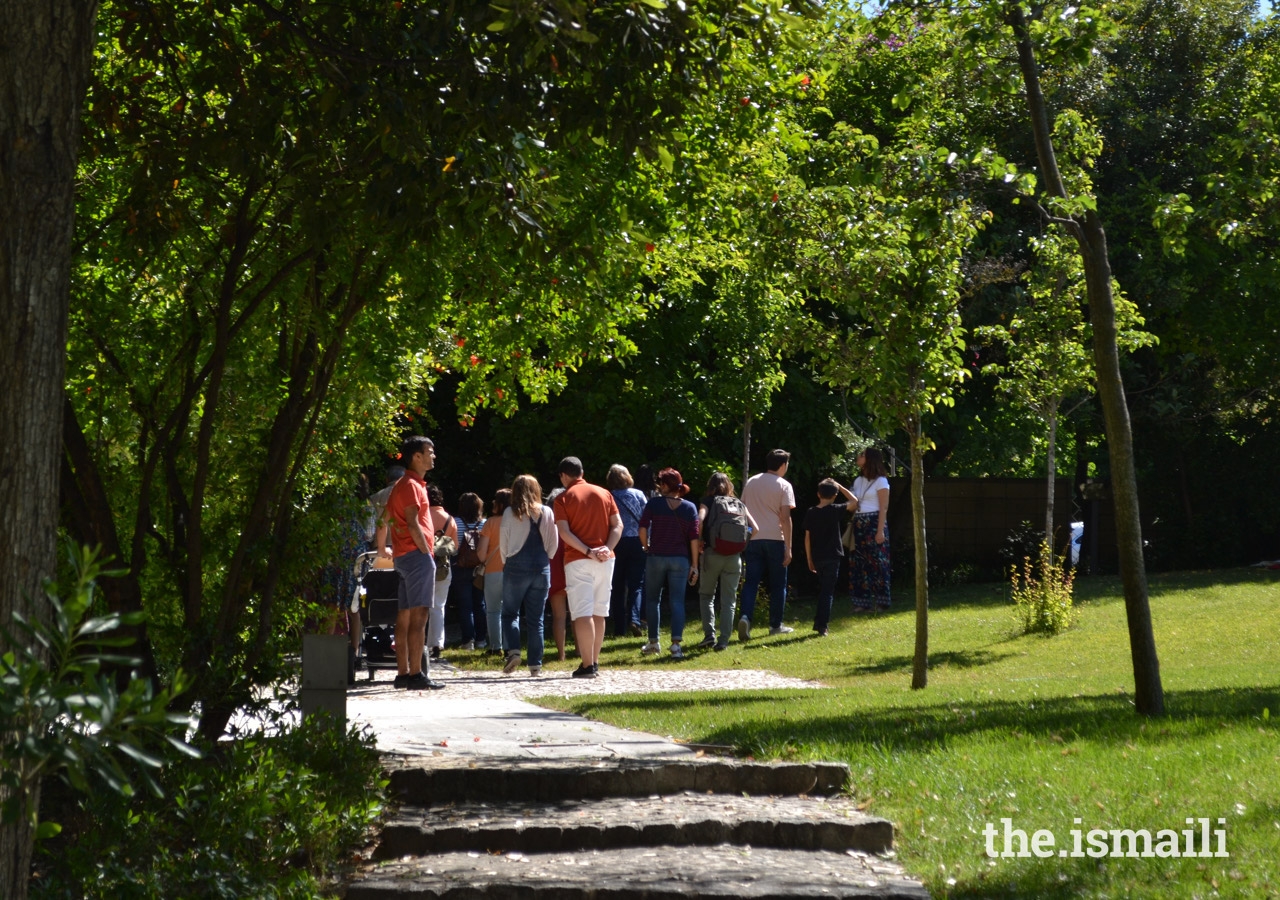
<box><xmin>385</xmin><ymin>435</ymin><xmax>445</xmax><ymax>690</ymax></box>
<box><xmin>553</xmin><ymin>457</ymin><xmax>622</xmax><ymax>679</ymax></box>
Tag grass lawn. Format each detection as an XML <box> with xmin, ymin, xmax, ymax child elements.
<box><xmin>530</xmin><ymin>569</ymin><xmax>1280</xmax><ymax>899</ymax></box>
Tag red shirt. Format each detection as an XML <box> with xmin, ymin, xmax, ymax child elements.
<box><xmin>553</xmin><ymin>479</ymin><xmax>619</xmax><ymax>565</ymax></box>
<box><xmin>386</xmin><ymin>471</ymin><xmax>434</xmax><ymax>558</ymax></box>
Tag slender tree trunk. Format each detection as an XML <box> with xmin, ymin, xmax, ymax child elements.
<box><xmin>1009</xmin><ymin>6</ymin><xmax>1164</xmax><ymax>716</ymax></box>
<box><xmin>1045</xmin><ymin>400</ymin><xmax>1058</xmax><ymax>561</ymax></box>
<box><xmin>909</xmin><ymin>417</ymin><xmax>929</xmax><ymax>690</ymax></box>
<box><xmin>0</xmin><ymin>3</ymin><xmax>99</xmax><ymax>896</ymax></box>
<box><xmin>742</xmin><ymin>408</ymin><xmax>752</xmax><ymax>490</ymax></box>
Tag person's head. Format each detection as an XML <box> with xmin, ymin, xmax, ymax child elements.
<box><xmin>634</xmin><ymin>464</ymin><xmax>655</xmax><ymax>495</ymax></box>
<box><xmin>605</xmin><ymin>464</ymin><xmax>634</xmax><ymax>491</ymax></box>
<box><xmin>386</xmin><ymin>464</ymin><xmax>406</xmax><ymax>484</ymax></box>
<box><xmin>427</xmin><ymin>483</ymin><xmax>446</xmax><ymax>508</ymax></box>
<box><xmin>458</xmin><ymin>492</ymin><xmax>483</xmax><ymax>523</ymax></box>
<box><xmin>765</xmin><ymin>448</ymin><xmax>790</xmax><ymax>475</ymax></box>
<box><xmin>705</xmin><ymin>472</ymin><xmax>735</xmax><ymax>498</ymax></box>
<box><xmin>817</xmin><ymin>478</ymin><xmax>839</xmax><ymax>500</ymax></box>
<box><xmin>557</xmin><ymin>456</ymin><xmax>584</xmax><ymax>487</ymax></box>
<box><xmin>509</xmin><ymin>474</ymin><xmax>543</xmax><ymax>519</ymax></box>
<box><xmin>547</xmin><ymin>487</ymin><xmax>565</xmax><ymax>502</ymax></box>
<box><xmin>859</xmin><ymin>447</ymin><xmax>889</xmax><ymax>479</ymax></box>
<box><xmin>490</xmin><ymin>488</ymin><xmax>512</xmax><ymax>517</ymax></box>
<box><xmin>656</xmin><ymin>467</ymin><xmax>690</xmax><ymax>498</ymax></box>
<box><xmin>399</xmin><ymin>436</ymin><xmax>435</xmax><ymax>476</ymax></box>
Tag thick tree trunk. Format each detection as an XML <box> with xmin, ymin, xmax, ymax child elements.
<box><xmin>0</xmin><ymin>3</ymin><xmax>99</xmax><ymax>896</ymax></box>
<box><xmin>1010</xmin><ymin>5</ymin><xmax>1164</xmax><ymax>716</ymax></box>
<box><xmin>909</xmin><ymin>417</ymin><xmax>929</xmax><ymax>690</ymax></box>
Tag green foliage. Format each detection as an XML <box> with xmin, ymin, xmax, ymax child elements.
<box><xmin>0</xmin><ymin>545</ymin><xmax>197</xmax><ymax>835</ymax></box>
<box><xmin>1010</xmin><ymin>540</ymin><xmax>1077</xmax><ymax>634</ymax></box>
<box><xmin>32</xmin><ymin>711</ymin><xmax>386</xmax><ymax>900</ymax></box>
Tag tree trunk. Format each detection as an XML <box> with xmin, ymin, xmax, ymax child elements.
<box><xmin>742</xmin><ymin>408</ymin><xmax>752</xmax><ymax>491</ymax></box>
<box><xmin>1044</xmin><ymin>400</ymin><xmax>1058</xmax><ymax>561</ymax></box>
<box><xmin>909</xmin><ymin>417</ymin><xmax>929</xmax><ymax>690</ymax></box>
<box><xmin>0</xmin><ymin>3</ymin><xmax>99</xmax><ymax>896</ymax></box>
<box><xmin>1009</xmin><ymin>5</ymin><xmax>1164</xmax><ymax>716</ymax></box>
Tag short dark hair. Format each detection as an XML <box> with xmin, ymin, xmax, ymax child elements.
<box><xmin>765</xmin><ymin>449</ymin><xmax>790</xmax><ymax>472</ymax></box>
<box><xmin>400</xmin><ymin>435</ymin><xmax>434</xmax><ymax>462</ymax></box>
<box><xmin>491</xmin><ymin>488</ymin><xmax>512</xmax><ymax>516</ymax></box>
<box><xmin>818</xmin><ymin>478</ymin><xmax>839</xmax><ymax>499</ymax></box>
<box><xmin>427</xmin><ymin>483</ymin><xmax>445</xmax><ymax>507</ymax></box>
<box><xmin>558</xmin><ymin>456</ymin><xmax>584</xmax><ymax>478</ymax></box>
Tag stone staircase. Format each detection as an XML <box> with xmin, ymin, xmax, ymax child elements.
<box><xmin>346</xmin><ymin>757</ymin><xmax>929</xmax><ymax>899</ymax></box>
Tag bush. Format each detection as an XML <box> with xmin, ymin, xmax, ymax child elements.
<box><xmin>1009</xmin><ymin>541</ymin><xmax>1076</xmax><ymax>635</ymax></box>
<box><xmin>32</xmin><ymin>709</ymin><xmax>387</xmax><ymax>900</ymax></box>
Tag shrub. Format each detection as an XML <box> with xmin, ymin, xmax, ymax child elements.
<box><xmin>32</xmin><ymin>709</ymin><xmax>387</xmax><ymax>899</ymax></box>
<box><xmin>1009</xmin><ymin>540</ymin><xmax>1076</xmax><ymax>635</ymax></box>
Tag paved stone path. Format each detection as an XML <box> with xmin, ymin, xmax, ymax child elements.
<box><xmin>343</xmin><ymin>664</ymin><xmax>929</xmax><ymax>898</ymax></box>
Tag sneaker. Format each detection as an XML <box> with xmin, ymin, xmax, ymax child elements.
<box><xmin>628</xmin><ymin>623</ymin><xmax>643</xmax><ymax>638</ymax></box>
<box><xmin>393</xmin><ymin>673</ymin><xmax>410</xmax><ymax>689</ymax></box>
<box><xmin>502</xmin><ymin>652</ymin><xmax>521</xmax><ymax>674</ymax></box>
<box><xmin>404</xmin><ymin>672</ymin><xmax>446</xmax><ymax>690</ymax></box>
<box><xmin>640</xmin><ymin>641</ymin><xmax>661</xmax><ymax>656</ymax></box>
<box><xmin>713</xmin><ymin>642</ymin><xmax>728</xmax><ymax>652</ymax></box>
<box><xmin>475</xmin><ymin>640</ymin><xmax>488</xmax><ymax>650</ymax></box>
<box><xmin>460</xmin><ymin>640</ymin><xmax>475</xmax><ymax>651</ymax></box>
<box><xmin>813</xmin><ymin>626</ymin><xmax>828</xmax><ymax>636</ymax></box>
<box><xmin>737</xmin><ymin>617</ymin><xmax>751</xmax><ymax>642</ymax></box>
<box><xmin>696</xmin><ymin>636</ymin><xmax>716</xmax><ymax>650</ymax></box>
<box><xmin>769</xmin><ymin>625</ymin><xmax>795</xmax><ymax>635</ymax></box>
<box><xmin>670</xmin><ymin>643</ymin><xmax>684</xmax><ymax>660</ymax></box>
<box><xmin>571</xmin><ymin>664</ymin><xmax>597</xmax><ymax>679</ymax></box>
<box><xmin>590</xmin><ymin>663</ymin><xmax>599</xmax><ymax>675</ymax></box>
<box><xmin>529</xmin><ymin>666</ymin><xmax>542</xmax><ymax>677</ymax></box>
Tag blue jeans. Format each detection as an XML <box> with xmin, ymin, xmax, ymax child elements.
<box><xmin>739</xmin><ymin>540</ymin><xmax>788</xmax><ymax>629</ymax></box>
<box><xmin>452</xmin><ymin>575</ymin><xmax>488</xmax><ymax>644</ymax></box>
<box><xmin>645</xmin><ymin>555</ymin><xmax>690</xmax><ymax>644</ymax></box>
<box><xmin>502</xmin><ymin>567</ymin><xmax>549</xmax><ymax>667</ymax></box>
<box><xmin>813</xmin><ymin>558</ymin><xmax>840</xmax><ymax>631</ymax></box>
<box><xmin>484</xmin><ymin>572</ymin><xmax>504</xmax><ymax>651</ymax></box>
<box><xmin>610</xmin><ymin>535</ymin><xmax>646</xmax><ymax>635</ymax></box>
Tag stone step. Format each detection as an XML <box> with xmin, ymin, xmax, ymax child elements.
<box><xmin>384</xmin><ymin>757</ymin><xmax>850</xmax><ymax>803</ymax></box>
<box><xmin>374</xmin><ymin>793</ymin><xmax>893</xmax><ymax>860</ymax></box>
<box><xmin>348</xmin><ymin>844</ymin><xmax>929</xmax><ymax>899</ymax></box>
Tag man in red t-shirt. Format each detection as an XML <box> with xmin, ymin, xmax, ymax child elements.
<box><xmin>384</xmin><ymin>435</ymin><xmax>445</xmax><ymax>690</ymax></box>
<box><xmin>553</xmin><ymin>457</ymin><xmax>622</xmax><ymax>679</ymax></box>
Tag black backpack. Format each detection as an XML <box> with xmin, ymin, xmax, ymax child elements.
<box><xmin>705</xmin><ymin>496</ymin><xmax>750</xmax><ymax>555</ymax></box>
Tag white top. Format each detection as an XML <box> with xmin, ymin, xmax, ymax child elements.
<box><xmin>852</xmin><ymin>476</ymin><xmax>890</xmax><ymax>513</ymax></box>
<box><xmin>741</xmin><ymin>471</ymin><xmax>796</xmax><ymax>542</ymax></box>
<box><xmin>499</xmin><ymin>506</ymin><xmax>559</xmax><ymax>560</ymax></box>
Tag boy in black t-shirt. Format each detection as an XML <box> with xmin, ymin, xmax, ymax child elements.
<box><xmin>803</xmin><ymin>478</ymin><xmax>855</xmax><ymax>636</ymax></box>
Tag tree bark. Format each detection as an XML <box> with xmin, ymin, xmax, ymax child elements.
<box><xmin>0</xmin><ymin>2</ymin><xmax>99</xmax><ymax>896</ymax></box>
<box><xmin>1044</xmin><ymin>399</ymin><xmax>1058</xmax><ymax>560</ymax></box>
<box><xmin>909</xmin><ymin>416</ymin><xmax>929</xmax><ymax>690</ymax></box>
<box><xmin>1010</xmin><ymin>5</ymin><xmax>1164</xmax><ymax>715</ymax></box>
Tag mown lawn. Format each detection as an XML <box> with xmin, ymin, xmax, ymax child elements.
<box><xmin>532</xmin><ymin>569</ymin><xmax>1280</xmax><ymax>899</ymax></box>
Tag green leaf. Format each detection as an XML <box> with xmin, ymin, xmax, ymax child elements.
<box><xmin>35</xmin><ymin>821</ymin><xmax>62</xmax><ymax>841</ymax></box>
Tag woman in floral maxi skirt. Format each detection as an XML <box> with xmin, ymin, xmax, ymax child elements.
<box><xmin>849</xmin><ymin>448</ymin><xmax>891</xmax><ymax>610</ymax></box>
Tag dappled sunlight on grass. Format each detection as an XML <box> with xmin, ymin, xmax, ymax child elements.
<box><xmin>537</xmin><ymin>569</ymin><xmax>1280</xmax><ymax>899</ymax></box>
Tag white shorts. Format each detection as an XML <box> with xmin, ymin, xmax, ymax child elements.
<box><xmin>564</xmin><ymin>557</ymin><xmax>614</xmax><ymax>619</ymax></box>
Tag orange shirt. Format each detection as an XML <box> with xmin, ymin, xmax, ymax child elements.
<box><xmin>553</xmin><ymin>479</ymin><xmax>619</xmax><ymax>565</ymax></box>
<box><xmin>480</xmin><ymin>517</ymin><xmax>504</xmax><ymax>574</ymax></box>
<box><xmin>386</xmin><ymin>471</ymin><xmax>434</xmax><ymax>558</ymax></box>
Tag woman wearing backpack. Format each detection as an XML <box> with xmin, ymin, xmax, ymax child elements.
<box><xmin>696</xmin><ymin>473</ymin><xmax>759</xmax><ymax>651</ymax></box>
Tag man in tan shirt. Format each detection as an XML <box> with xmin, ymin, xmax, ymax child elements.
<box><xmin>737</xmin><ymin>448</ymin><xmax>796</xmax><ymax>640</ymax></box>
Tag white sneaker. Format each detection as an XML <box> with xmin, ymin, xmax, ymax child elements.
<box><xmin>737</xmin><ymin>617</ymin><xmax>751</xmax><ymax>642</ymax></box>
<box><xmin>640</xmin><ymin>641</ymin><xmax>662</xmax><ymax>656</ymax></box>
<box><xmin>670</xmin><ymin>643</ymin><xmax>684</xmax><ymax>660</ymax></box>
<box><xmin>460</xmin><ymin>640</ymin><xmax>475</xmax><ymax>651</ymax></box>
<box><xmin>769</xmin><ymin>625</ymin><xmax>795</xmax><ymax>635</ymax></box>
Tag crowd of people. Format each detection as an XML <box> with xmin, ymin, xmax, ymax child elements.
<box><xmin>354</xmin><ymin>436</ymin><xmax>893</xmax><ymax>690</ymax></box>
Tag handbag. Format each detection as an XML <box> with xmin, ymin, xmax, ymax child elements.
<box><xmin>472</xmin><ymin>565</ymin><xmax>486</xmax><ymax>590</ymax></box>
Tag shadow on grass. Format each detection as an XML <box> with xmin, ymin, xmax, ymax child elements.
<box><xmin>565</xmin><ymin>685</ymin><xmax>1280</xmax><ymax>755</ymax></box>
<box><xmin>849</xmin><ymin>648</ymin><xmax>1017</xmax><ymax>675</ymax></box>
